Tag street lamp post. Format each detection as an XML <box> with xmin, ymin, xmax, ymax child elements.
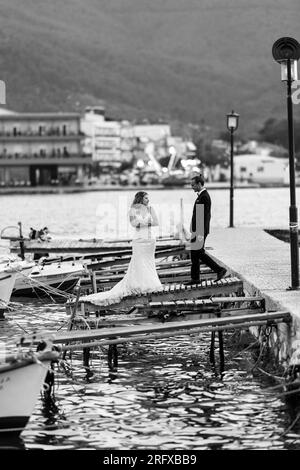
<box><xmin>226</xmin><ymin>110</ymin><xmax>239</xmax><ymax>228</ymax></box>
<box><xmin>272</xmin><ymin>37</ymin><xmax>300</xmax><ymax>289</ymax></box>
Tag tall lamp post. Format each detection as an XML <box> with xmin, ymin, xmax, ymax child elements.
<box><xmin>272</xmin><ymin>37</ymin><xmax>300</xmax><ymax>290</ymax></box>
<box><xmin>226</xmin><ymin>110</ymin><xmax>239</xmax><ymax>228</ymax></box>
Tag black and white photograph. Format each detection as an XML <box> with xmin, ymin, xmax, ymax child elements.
<box><xmin>0</xmin><ymin>0</ymin><xmax>300</xmax><ymax>455</ymax></box>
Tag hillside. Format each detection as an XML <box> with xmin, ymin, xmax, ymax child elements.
<box><xmin>0</xmin><ymin>0</ymin><xmax>299</xmax><ymax>135</ymax></box>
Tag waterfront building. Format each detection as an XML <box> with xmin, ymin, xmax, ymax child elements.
<box><xmin>82</xmin><ymin>112</ymin><xmax>176</xmax><ymax>176</ymax></box>
<box><xmin>0</xmin><ymin>111</ymin><xmax>91</xmax><ymax>186</ymax></box>
<box><xmin>234</xmin><ymin>154</ymin><xmax>289</xmax><ymax>184</ymax></box>
<box><xmin>81</xmin><ymin>107</ymin><xmax>127</xmax><ymax>172</ymax></box>
<box><xmin>166</xmin><ymin>136</ymin><xmax>196</xmax><ymax>161</ymax></box>
<box><xmin>132</xmin><ymin>123</ymin><xmax>171</xmax><ymax>142</ymax></box>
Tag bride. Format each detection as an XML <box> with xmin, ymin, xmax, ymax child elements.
<box><xmin>80</xmin><ymin>191</ymin><xmax>163</xmax><ymax>306</ymax></box>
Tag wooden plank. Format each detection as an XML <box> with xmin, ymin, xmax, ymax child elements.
<box><xmin>66</xmin><ymin>299</ymin><xmax>268</xmax><ymax>328</ymax></box>
<box><xmin>10</xmin><ymin>238</ymin><xmax>186</xmax><ymax>254</ymax></box>
<box><xmin>90</xmin><ymin>269</ymin><xmax>209</xmax><ymax>283</ymax></box>
<box><xmin>77</xmin><ymin>279</ymin><xmax>244</xmax><ymax>313</ymax></box>
<box><xmin>28</xmin><ymin>310</ymin><xmax>291</xmax><ymax>345</ymax></box>
<box><xmin>141</xmin><ymin>298</ymin><xmax>216</xmax><ymax>312</ymax></box>
<box><xmin>211</xmin><ymin>296</ymin><xmax>264</xmax><ymax>303</ymax></box>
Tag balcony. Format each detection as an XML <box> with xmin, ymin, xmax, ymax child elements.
<box><xmin>0</xmin><ymin>130</ymin><xmax>84</xmax><ymax>142</ymax></box>
<box><xmin>0</xmin><ymin>152</ymin><xmax>92</xmax><ymax>166</ymax></box>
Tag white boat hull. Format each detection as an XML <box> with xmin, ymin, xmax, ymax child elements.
<box><xmin>0</xmin><ymin>271</ymin><xmax>17</xmax><ymax>303</ymax></box>
<box><xmin>13</xmin><ymin>262</ymin><xmax>86</xmax><ymax>297</ymax></box>
<box><xmin>0</xmin><ymin>359</ymin><xmax>50</xmax><ymax>435</ymax></box>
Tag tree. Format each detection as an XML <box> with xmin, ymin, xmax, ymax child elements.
<box><xmin>119</xmin><ymin>159</ymin><xmax>134</xmax><ymax>172</ymax></box>
<box><xmin>198</xmin><ymin>142</ymin><xmax>227</xmax><ymax>167</ymax></box>
<box><xmin>257</xmin><ymin>118</ymin><xmax>300</xmax><ymax>150</ymax></box>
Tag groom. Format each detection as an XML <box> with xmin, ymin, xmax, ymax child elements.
<box><xmin>186</xmin><ymin>174</ymin><xmax>226</xmax><ymax>284</ymax></box>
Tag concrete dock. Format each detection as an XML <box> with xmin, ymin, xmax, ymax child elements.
<box><xmin>208</xmin><ymin>227</ymin><xmax>300</xmax><ymax>365</ymax></box>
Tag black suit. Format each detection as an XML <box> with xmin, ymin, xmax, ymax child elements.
<box><xmin>190</xmin><ymin>189</ymin><xmax>222</xmax><ymax>280</ymax></box>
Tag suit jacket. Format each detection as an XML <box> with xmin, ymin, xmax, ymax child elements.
<box><xmin>190</xmin><ymin>189</ymin><xmax>211</xmax><ymax>242</ymax></box>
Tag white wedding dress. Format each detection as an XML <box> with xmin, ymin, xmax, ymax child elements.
<box><xmin>80</xmin><ymin>207</ymin><xmax>163</xmax><ymax>306</ymax></box>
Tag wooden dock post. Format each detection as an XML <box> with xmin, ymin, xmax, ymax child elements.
<box><xmin>83</xmin><ymin>347</ymin><xmax>91</xmax><ymax>376</ymax></box>
<box><xmin>18</xmin><ymin>221</ymin><xmax>25</xmax><ymax>260</ymax></box>
<box><xmin>210</xmin><ymin>331</ymin><xmax>215</xmax><ymax>365</ymax></box>
<box><xmin>0</xmin><ymin>307</ymin><xmax>5</xmax><ymax>320</ymax></box>
<box><xmin>108</xmin><ymin>344</ymin><xmax>118</xmax><ymax>370</ymax></box>
<box><xmin>62</xmin><ymin>285</ymin><xmax>81</xmax><ymax>360</ymax></box>
<box><xmin>218</xmin><ymin>330</ymin><xmax>225</xmax><ymax>374</ymax></box>
<box><xmin>91</xmin><ymin>271</ymin><xmax>97</xmax><ymax>294</ymax></box>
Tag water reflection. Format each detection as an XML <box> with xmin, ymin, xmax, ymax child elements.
<box><xmin>0</xmin><ymin>187</ymin><xmax>299</xmax><ymax>240</ymax></box>
<box><xmin>0</xmin><ymin>436</ymin><xmax>26</xmax><ymax>450</ymax></box>
<box><xmin>1</xmin><ymin>297</ymin><xmax>300</xmax><ymax>449</ymax></box>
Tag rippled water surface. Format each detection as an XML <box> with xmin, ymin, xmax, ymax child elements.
<box><xmin>1</xmin><ymin>299</ymin><xmax>300</xmax><ymax>450</ymax></box>
<box><xmin>0</xmin><ymin>187</ymin><xmax>299</xmax><ymax>240</ymax></box>
<box><xmin>1</xmin><ymin>188</ymin><xmax>300</xmax><ymax>450</ymax></box>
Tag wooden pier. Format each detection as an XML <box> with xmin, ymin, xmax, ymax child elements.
<box><xmin>72</xmin><ymin>277</ymin><xmax>244</xmax><ymax>315</ymax></box>
<box><xmin>80</xmin><ymin>261</ymin><xmax>214</xmax><ymax>293</ymax></box>
<box><xmin>23</xmin><ymin>299</ymin><xmax>290</xmax><ymax>350</ymax></box>
<box><xmin>10</xmin><ymin>237</ymin><xmax>186</xmax><ymax>255</ymax></box>
<box><xmin>5</xmin><ymin>228</ymin><xmax>296</xmax><ymax>375</ymax></box>
<box><xmin>14</xmin><ymin>244</ymin><xmax>291</xmax><ymax>375</ymax></box>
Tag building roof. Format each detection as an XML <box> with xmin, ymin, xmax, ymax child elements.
<box><xmin>0</xmin><ymin>107</ymin><xmax>17</xmax><ymax>115</ymax></box>
<box><xmin>0</xmin><ymin>112</ymin><xmax>81</xmax><ymax>121</ymax></box>
<box><xmin>234</xmin><ymin>154</ymin><xmax>288</xmax><ymax>162</ymax></box>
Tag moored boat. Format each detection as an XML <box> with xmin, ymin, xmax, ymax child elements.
<box><xmin>161</xmin><ymin>171</ymin><xmax>188</xmax><ymax>187</ymax></box>
<box><xmin>0</xmin><ymin>345</ymin><xmax>59</xmax><ymax>436</ymax></box>
<box><xmin>0</xmin><ymin>265</ymin><xmax>18</xmax><ymax>303</ymax></box>
<box><xmin>12</xmin><ymin>260</ymin><xmax>87</xmax><ymax>297</ymax></box>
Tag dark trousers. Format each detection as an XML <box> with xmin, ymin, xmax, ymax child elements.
<box><xmin>190</xmin><ymin>238</ymin><xmax>222</xmax><ymax>280</ymax></box>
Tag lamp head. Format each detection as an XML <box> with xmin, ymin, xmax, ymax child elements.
<box><xmin>272</xmin><ymin>37</ymin><xmax>300</xmax><ymax>82</ymax></box>
<box><xmin>272</xmin><ymin>37</ymin><xmax>300</xmax><ymax>63</ymax></box>
<box><xmin>227</xmin><ymin>110</ymin><xmax>239</xmax><ymax>132</ymax></box>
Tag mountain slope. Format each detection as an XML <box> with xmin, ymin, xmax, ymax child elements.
<box><xmin>0</xmin><ymin>0</ymin><xmax>299</xmax><ymax>134</ymax></box>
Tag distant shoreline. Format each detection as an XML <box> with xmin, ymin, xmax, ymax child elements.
<box><xmin>0</xmin><ymin>182</ymin><xmax>297</xmax><ymax>195</ymax></box>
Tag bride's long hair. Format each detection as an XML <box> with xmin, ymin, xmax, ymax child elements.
<box><xmin>131</xmin><ymin>191</ymin><xmax>148</xmax><ymax>207</ymax></box>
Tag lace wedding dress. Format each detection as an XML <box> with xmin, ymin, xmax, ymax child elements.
<box><xmin>80</xmin><ymin>207</ymin><xmax>163</xmax><ymax>306</ymax></box>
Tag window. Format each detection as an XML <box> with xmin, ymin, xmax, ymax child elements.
<box><xmin>240</xmin><ymin>166</ymin><xmax>247</xmax><ymax>172</ymax></box>
<box><xmin>257</xmin><ymin>166</ymin><xmax>264</xmax><ymax>172</ymax></box>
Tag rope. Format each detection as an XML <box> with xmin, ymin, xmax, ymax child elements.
<box><xmin>255</xmin><ymin>366</ymin><xmax>286</xmax><ymax>382</ymax></box>
<box><xmin>281</xmin><ymin>412</ymin><xmax>300</xmax><ymax>436</ymax></box>
<box><xmin>16</xmin><ymin>269</ymin><xmax>77</xmax><ymax>301</ymax></box>
<box><xmin>276</xmin><ymin>387</ymin><xmax>300</xmax><ymax>398</ymax></box>
<box><xmin>250</xmin><ymin>325</ymin><xmax>275</xmax><ymax>373</ymax></box>
<box><xmin>224</xmin><ymin>337</ymin><xmax>261</xmax><ymax>362</ymax></box>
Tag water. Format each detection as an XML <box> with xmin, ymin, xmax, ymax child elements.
<box><xmin>0</xmin><ymin>187</ymin><xmax>298</xmax><ymax>240</ymax></box>
<box><xmin>1</xmin><ymin>187</ymin><xmax>300</xmax><ymax>450</ymax></box>
<box><xmin>1</xmin><ymin>299</ymin><xmax>299</xmax><ymax>450</ymax></box>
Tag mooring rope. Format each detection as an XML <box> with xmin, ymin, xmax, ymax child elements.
<box><xmin>17</xmin><ymin>269</ymin><xmax>77</xmax><ymax>301</ymax></box>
